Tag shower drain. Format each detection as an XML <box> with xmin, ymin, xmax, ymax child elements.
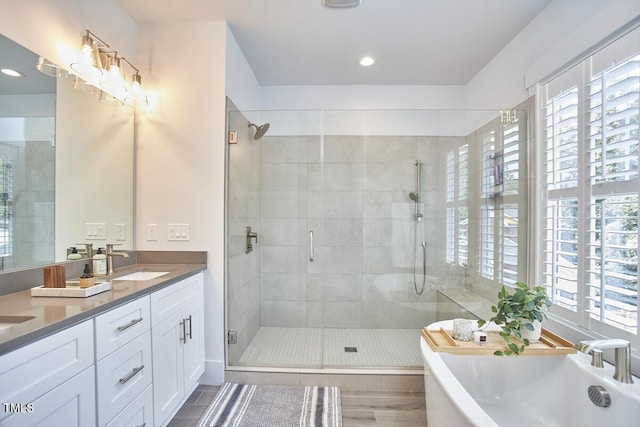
<box><xmin>344</xmin><ymin>347</ymin><xmax>358</xmax><ymax>353</ymax></box>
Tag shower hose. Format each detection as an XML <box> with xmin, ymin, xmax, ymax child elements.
<box><xmin>413</xmin><ymin>226</ymin><xmax>426</xmax><ymax>295</ymax></box>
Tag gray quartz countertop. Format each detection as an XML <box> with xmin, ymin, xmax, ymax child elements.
<box><xmin>0</xmin><ymin>263</ymin><xmax>205</xmax><ymax>356</ymax></box>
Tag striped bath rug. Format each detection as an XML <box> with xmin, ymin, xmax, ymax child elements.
<box><xmin>197</xmin><ymin>382</ymin><xmax>342</xmax><ymax>427</ymax></box>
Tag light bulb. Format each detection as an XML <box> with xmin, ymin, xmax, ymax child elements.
<box><xmin>100</xmin><ymin>54</ymin><xmax>127</xmax><ymax>97</ymax></box>
<box><xmin>70</xmin><ymin>33</ymin><xmax>102</xmax><ymax>79</ymax></box>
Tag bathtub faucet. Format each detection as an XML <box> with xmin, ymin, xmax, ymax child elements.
<box><xmin>575</xmin><ymin>339</ymin><xmax>634</xmax><ymax>384</ymax></box>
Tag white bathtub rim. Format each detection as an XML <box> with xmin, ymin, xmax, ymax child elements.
<box><xmin>422</xmin><ymin>320</ymin><xmax>640</xmax><ymax>427</ymax></box>
<box><xmin>421</xmin><ymin>337</ymin><xmax>499</xmax><ymax>427</ymax></box>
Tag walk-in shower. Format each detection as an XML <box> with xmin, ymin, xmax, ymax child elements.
<box><xmin>225</xmin><ymin>106</ymin><xmax>528</xmax><ymax>372</ymax></box>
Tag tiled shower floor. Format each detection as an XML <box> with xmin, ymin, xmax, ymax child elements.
<box><xmin>236</xmin><ymin>327</ymin><xmax>422</xmax><ymax>368</ymax></box>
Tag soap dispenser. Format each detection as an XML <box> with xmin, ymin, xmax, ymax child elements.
<box><xmin>67</xmin><ymin>247</ymin><xmax>82</xmax><ymax>260</ymax></box>
<box><xmin>93</xmin><ymin>248</ymin><xmax>107</xmax><ymax>277</ymax></box>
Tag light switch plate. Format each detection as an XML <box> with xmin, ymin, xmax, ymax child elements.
<box><xmin>86</xmin><ymin>223</ymin><xmax>106</xmax><ymax>240</ymax></box>
<box><xmin>146</xmin><ymin>224</ymin><xmax>157</xmax><ymax>241</ymax></box>
<box><xmin>115</xmin><ymin>223</ymin><xmax>126</xmax><ymax>241</ymax></box>
<box><xmin>168</xmin><ymin>223</ymin><xmax>190</xmax><ymax>241</ymax></box>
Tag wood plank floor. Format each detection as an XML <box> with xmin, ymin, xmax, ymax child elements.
<box><xmin>168</xmin><ymin>384</ymin><xmax>427</xmax><ymax>426</ymax></box>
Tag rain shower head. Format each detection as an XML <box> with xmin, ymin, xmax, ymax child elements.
<box><xmin>248</xmin><ymin>122</ymin><xmax>270</xmax><ymax>140</ymax></box>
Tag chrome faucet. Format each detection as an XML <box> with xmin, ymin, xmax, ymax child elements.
<box><xmin>106</xmin><ymin>243</ymin><xmax>130</xmax><ymax>275</ymax></box>
<box><xmin>575</xmin><ymin>339</ymin><xmax>634</xmax><ymax>384</ymax></box>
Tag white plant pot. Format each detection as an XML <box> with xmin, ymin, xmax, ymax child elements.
<box><xmin>519</xmin><ymin>319</ymin><xmax>542</xmax><ymax>342</ymax></box>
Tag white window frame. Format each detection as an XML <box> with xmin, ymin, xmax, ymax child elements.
<box><xmin>536</xmin><ymin>43</ymin><xmax>640</xmax><ymax>346</ymax></box>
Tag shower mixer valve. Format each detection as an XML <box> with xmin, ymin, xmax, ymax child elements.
<box><xmin>246</xmin><ymin>226</ymin><xmax>258</xmax><ymax>254</ymax></box>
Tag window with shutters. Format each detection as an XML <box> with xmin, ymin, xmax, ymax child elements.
<box><xmin>446</xmin><ymin>144</ymin><xmax>469</xmax><ymax>266</ymax></box>
<box><xmin>540</xmin><ymin>36</ymin><xmax>639</xmax><ymax>338</ymax></box>
<box><xmin>478</xmin><ymin>115</ymin><xmax>523</xmax><ymax>287</ymax></box>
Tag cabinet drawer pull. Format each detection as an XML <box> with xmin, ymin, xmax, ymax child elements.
<box><xmin>180</xmin><ymin>320</ymin><xmax>186</xmax><ymax>343</ymax></box>
<box><xmin>117</xmin><ymin>317</ymin><xmax>144</xmax><ymax>332</ymax></box>
<box><xmin>186</xmin><ymin>315</ymin><xmax>193</xmax><ymax>340</ymax></box>
<box><xmin>137</xmin><ymin>423</ymin><xmax>147</xmax><ymax>427</ymax></box>
<box><xmin>119</xmin><ymin>365</ymin><xmax>144</xmax><ymax>384</ymax></box>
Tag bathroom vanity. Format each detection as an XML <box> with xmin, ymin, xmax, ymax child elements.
<box><xmin>0</xmin><ymin>257</ymin><xmax>206</xmax><ymax>427</ymax></box>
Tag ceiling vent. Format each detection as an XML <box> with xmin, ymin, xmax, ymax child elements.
<box><xmin>322</xmin><ymin>0</ymin><xmax>362</xmax><ymax>8</ymax></box>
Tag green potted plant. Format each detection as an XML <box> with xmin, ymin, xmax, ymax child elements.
<box><xmin>478</xmin><ymin>281</ymin><xmax>552</xmax><ymax>356</ymax></box>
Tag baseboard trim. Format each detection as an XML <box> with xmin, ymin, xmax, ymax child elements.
<box><xmin>199</xmin><ymin>359</ymin><xmax>225</xmax><ymax>385</ymax></box>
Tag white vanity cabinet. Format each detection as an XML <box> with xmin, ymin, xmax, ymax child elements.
<box><xmin>150</xmin><ymin>272</ymin><xmax>204</xmax><ymax>427</ymax></box>
<box><xmin>95</xmin><ymin>296</ymin><xmax>154</xmax><ymax>427</ymax></box>
<box><xmin>0</xmin><ymin>320</ymin><xmax>96</xmax><ymax>427</ymax></box>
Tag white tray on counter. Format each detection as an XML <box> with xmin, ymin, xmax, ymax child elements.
<box><xmin>30</xmin><ymin>281</ymin><xmax>111</xmax><ymax>298</ymax></box>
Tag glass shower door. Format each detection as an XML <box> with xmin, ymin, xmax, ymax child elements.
<box><xmin>226</xmin><ymin>106</ymin><xmax>325</xmax><ymax>368</ymax></box>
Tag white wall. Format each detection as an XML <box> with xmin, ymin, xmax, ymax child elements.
<box><xmin>224</xmin><ymin>27</ymin><xmax>261</xmax><ymax>112</ymax></box>
<box><xmin>135</xmin><ymin>20</ymin><xmax>261</xmax><ymax>384</ymax></box>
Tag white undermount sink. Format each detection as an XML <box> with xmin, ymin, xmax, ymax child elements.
<box><xmin>113</xmin><ymin>271</ymin><xmax>169</xmax><ymax>281</ymax></box>
<box><xmin>0</xmin><ymin>315</ymin><xmax>36</xmax><ymax>333</ymax></box>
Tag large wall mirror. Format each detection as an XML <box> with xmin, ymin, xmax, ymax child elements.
<box><xmin>0</xmin><ymin>34</ymin><xmax>134</xmax><ymax>273</ymax></box>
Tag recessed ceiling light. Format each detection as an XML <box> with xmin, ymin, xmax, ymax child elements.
<box><xmin>357</xmin><ymin>56</ymin><xmax>376</xmax><ymax>67</ymax></box>
<box><xmin>1</xmin><ymin>68</ymin><xmax>24</xmax><ymax>77</ymax></box>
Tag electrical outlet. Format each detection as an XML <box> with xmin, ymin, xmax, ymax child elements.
<box><xmin>146</xmin><ymin>224</ymin><xmax>157</xmax><ymax>241</ymax></box>
<box><xmin>168</xmin><ymin>223</ymin><xmax>190</xmax><ymax>241</ymax></box>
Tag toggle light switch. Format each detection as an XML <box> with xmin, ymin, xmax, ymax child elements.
<box><xmin>115</xmin><ymin>223</ymin><xmax>126</xmax><ymax>241</ymax></box>
<box><xmin>146</xmin><ymin>224</ymin><xmax>157</xmax><ymax>241</ymax></box>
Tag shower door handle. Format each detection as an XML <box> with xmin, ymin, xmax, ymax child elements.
<box><xmin>309</xmin><ymin>230</ymin><xmax>314</xmax><ymax>262</ymax></box>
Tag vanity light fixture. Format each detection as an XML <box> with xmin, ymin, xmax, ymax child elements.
<box><xmin>68</xmin><ymin>29</ymin><xmax>148</xmax><ymax>108</ymax></box>
<box><xmin>36</xmin><ymin>57</ymin><xmax>67</xmax><ymax>78</ymax></box>
<box><xmin>70</xmin><ymin>30</ymin><xmax>105</xmax><ymax>79</ymax></box>
<box><xmin>124</xmin><ymin>71</ymin><xmax>148</xmax><ymax>107</ymax></box>
<box><xmin>99</xmin><ymin>52</ymin><xmax>127</xmax><ymax>97</ymax></box>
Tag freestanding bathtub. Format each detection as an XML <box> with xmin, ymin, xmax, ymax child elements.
<box><xmin>421</xmin><ymin>320</ymin><xmax>640</xmax><ymax>426</ymax></box>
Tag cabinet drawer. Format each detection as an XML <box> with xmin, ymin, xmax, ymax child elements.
<box><xmin>105</xmin><ymin>384</ymin><xmax>154</xmax><ymax>427</ymax></box>
<box><xmin>150</xmin><ymin>273</ymin><xmax>203</xmax><ymax>325</ymax></box>
<box><xmin>97</xmin><ymin>331</ymin><xmax>152</xmax><ymax>426</ymax></box>
<box><xmin>95</xmin><ymin>295</ymin><xmax>150</xmax><ymax>360</ymax></box>
<box><xmin>0</xmin><ymin>320</ymin><xmax>94</xmax><ymax>417</ymax></box>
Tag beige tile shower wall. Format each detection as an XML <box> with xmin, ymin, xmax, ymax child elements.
<box><xmin>259</xmin><ymin>135</ymin><xmax>466</xmax><ymax>329</ymax></box>
<box><xmin>12</xmin><ymin>118</ymin><xmax>55</xmax><ymax>270</ymax></box>
<box><xmin>226</xmin><ymin>108</ymin><xmax>261</xmax><ymax>363</ymax></box>
<box><xmin>260</xmin><ymin>136</ymin><xmax>313</xmax><ymax>327</ymax></box>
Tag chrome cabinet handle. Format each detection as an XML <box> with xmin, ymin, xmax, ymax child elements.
<box><xmin>180</xmin><ymin>319</ymin><xmax>186</xmax><ymax>343</ymax></box>
<box><xmin>186</xmin><ymin>315</ymin><xmax>193</xmax><ymax>340</ymax></box>
<box><xmin>309</xmin><ymin>230</ymin><xmax>314</xmax><ymax>262</ymax></box>
<box><xmin>119</xmin><ymin>365</ymin><xmax>144</xmax><ymax>384</ymax></box>
<box><xmin>117</xmin><ymin>317</ymin><xmax>143</xmax><ymax>332</ymax></box>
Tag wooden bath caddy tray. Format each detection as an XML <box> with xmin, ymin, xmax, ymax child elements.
<box><xmin>421</xmin><ymin>327</ymin><xmax>576</xmax><ymax>356</ymax></box>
